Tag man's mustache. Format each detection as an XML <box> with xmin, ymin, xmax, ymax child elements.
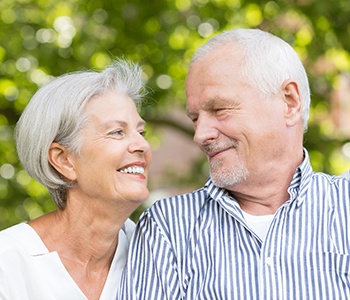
<box><xmin>202</xmin><ymin>139</ymin><xmax>239</xmax><ymax>156</ymax></box>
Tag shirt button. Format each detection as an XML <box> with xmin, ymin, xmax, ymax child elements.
<box><xmin>265</xmin><ymin>257</ymin><xmax>273</xmax><ymax>266</ymax></box>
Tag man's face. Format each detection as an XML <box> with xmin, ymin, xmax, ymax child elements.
<box><xmin>185</xmin><ymin>46</ymin><xmax>288</xmax><ymax>190</ymax></box>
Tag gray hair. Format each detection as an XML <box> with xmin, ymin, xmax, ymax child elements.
<box><xmin>15</xmin><ymin>58</ymin><xmax>146</xmax><ymax>209</ymax></box>
<box><xmin>190</xmin><ymin>28</ymin><xmax>311</xmax><ymax>130</ymax></box>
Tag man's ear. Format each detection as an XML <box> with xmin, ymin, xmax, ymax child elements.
<box><xmin>281</xmin><ymin>80</ymin><xmax>302</xmax><ymax>127</ymax></box>
<box><xmin>48</xmin><ymin>142</ymin><xmax>77</xmax><ymax>181</ymax></box>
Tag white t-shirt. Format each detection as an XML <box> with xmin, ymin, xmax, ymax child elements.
<box><xmin>0</xmin><ymin>219</ymin><xmax>135</xmax><ymax>300</ymax></box>
<box><xmin>242</xmin><ymin>210</ymin><xmax>274</xmax><ymax>241</ymax></box>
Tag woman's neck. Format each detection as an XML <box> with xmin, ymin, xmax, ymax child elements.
<box><xmin>27</xmin><ymin>201</ymin><xmax>127</xmax><ymax>300</ymax></box>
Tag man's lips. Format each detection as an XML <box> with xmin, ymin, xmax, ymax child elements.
<box><xmin>202</xmin><ymin>140</ymin><xmax>239</xmax><ymax>158</ymax></box>
<box><xmin>206</xmin><ymin>148</ymin><xmax>228</xmax><ymax>158</ymax></box>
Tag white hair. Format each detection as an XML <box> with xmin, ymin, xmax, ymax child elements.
<box><xmin>15</xmin><ymin>58</ymin><xmax>146</xmax><ymax>209</ymax></box>
<box><xmin>190</xmin><ymin>28</ymin><xmax>311</xmax><ymax>130</ymax></box>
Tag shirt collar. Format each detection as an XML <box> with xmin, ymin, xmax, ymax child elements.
<box><xmin>291</xmin><ymin>148</ymin><xmax>314</xmax><ymax>206</ymax></box>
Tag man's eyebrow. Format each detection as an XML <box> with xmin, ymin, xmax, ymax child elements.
<box><xmin>139</xmin><ymin>120</ymin><xmax>147</xmax><ymax>127</ymax></box>
<box><xmin>206</xmin><ymin>97</ymin><xmax>235</xmax><ymax>107</ymax></box>
<box><xmin>186</xmin><ymin>109</ymin><xmax>196</xmax><ymax>116</ymax></box>
<box><xmin>186</xmin><ymin>98</ymin><xmax>234</xmax><ymax>115</ymax></box>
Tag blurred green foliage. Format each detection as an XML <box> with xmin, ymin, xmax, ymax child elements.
<box><xmin>1</xmin><ymin>0</ymin><xmax>350</xmax><ymax>230</ymax></box>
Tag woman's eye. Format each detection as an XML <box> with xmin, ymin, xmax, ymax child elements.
<box><xmin>109</xmin><ymin>130</ymin><xmax>123</xmax><ymax>136</ymax></box>
<box><xmin>139</xmin><ymin>130</ymin><xmax>146</xmax><ymax>137</ymax></box>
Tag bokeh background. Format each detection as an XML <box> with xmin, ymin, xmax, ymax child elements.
<box><xmin>1</xmin><ymin>0</ymin><xmax>350</xmax><ymax>230</ymax></box>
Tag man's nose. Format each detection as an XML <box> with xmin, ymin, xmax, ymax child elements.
<box><xmin>193</xmin><ymin>114</ymin><xmax>219</xmax><ymax>146</ymax></box>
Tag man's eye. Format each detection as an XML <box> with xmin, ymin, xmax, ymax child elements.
<box><xmin>139</xmin><ymin>130</ymin><xmax>146</xmax><ymax>137</ymax></box>
<box><xmin>214</xmin><ymin>108</ymin><xmax>230</xmax><ymax>118</ymax></box>
<box><xmin>213</xmin><ymin>108</ymin><xmax>225</xmax><ymax>113</ymax></box>
<box><xmin>190</xmin><ymin>117</ymin><xmax>198</xmax><ymax>124</ymax></box>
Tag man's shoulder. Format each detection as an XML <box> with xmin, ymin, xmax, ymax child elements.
<box><xmin>150</xmin><ymin>186</ymin><xmax>209</xmax><ymax>211</ymax></box>
<box><xmin>308</xmin><ymin>172</ymin><xmax>350</xmax><ymax>202</ymax></box>
<box><xmin>340</xmin><ymin>170</ymin><xmax>350</xmax><ymax>180</ymax></box>
<box><xmin>137</xmin><ymin>187</ymin><xmax>211</xmax><ymax>242</ymax></box>
<box><xmin>311</xmin><ymin>171</ymin><xmax>349</xmax><ymax>185</ymax></box>
<box><xmin>142</xmin><ymin>186</ymin><xmax>210</xmax><ymax>225</ymax></box>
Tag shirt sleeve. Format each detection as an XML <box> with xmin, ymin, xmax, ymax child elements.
<box><xmin>118</xmin><ymin>209</ymin><xmax>182</xmax><ymax>300</ymax></box>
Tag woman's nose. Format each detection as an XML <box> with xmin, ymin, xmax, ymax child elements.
<box><xmin>129</xmin><ymin>132</ymin><xmax>151</xmax><ymax>154</ymax></box>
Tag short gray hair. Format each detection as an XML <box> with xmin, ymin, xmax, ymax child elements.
<box><xmin>15</xmin><ymin>58</ymin><xmax>146</xmax><ymax>209</ymax></box>
<box><xmin>190</xmin><ymin>28</ymin><xmax>311</xmax><ymax>130</ymax></box>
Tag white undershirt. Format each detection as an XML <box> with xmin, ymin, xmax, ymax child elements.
<box><xmin>242</xmin><ymin>210</ymin><xmax>274</xmax><ymax>241</ymax></box>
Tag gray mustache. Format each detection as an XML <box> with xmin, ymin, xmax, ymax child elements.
<box><xmin>202</xmin><ymin>139</ymin><xmax>238</xmax><ymax>154</ymax></box>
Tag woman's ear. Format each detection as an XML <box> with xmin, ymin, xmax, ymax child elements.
<box><xmin>281</xmin><ymin>80</ymin><xmax>302</xmax><ymax>127</ymax></box>
<box><xmin>48</xmin><ymin>142</ymin><xmax>77</xmax><ymax>181</ymax></box>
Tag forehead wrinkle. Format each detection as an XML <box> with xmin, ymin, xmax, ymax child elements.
<box><xmin>98</xmin><ymin>119</ymin><xmax>126</xmax><ymax>130</ymax></box>
<box><xmin>98</xmin><ymin>119</ymin><xmax>146</xmax><ymax>130</ymax></box>
<box><xmin>186</xmin><ymin>95</ymin><xmax>232</xmax><ymax>116</ymax></box>
<box><xmin>204</xmin><ymin>95</ymin><xmax>238</xmax><ymax>109</ymax></box>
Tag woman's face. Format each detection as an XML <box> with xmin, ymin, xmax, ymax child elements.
<box><xmin>69</xmin><ymin>91</ymin><xmax>152</xmax><ymax>207</ymax></box>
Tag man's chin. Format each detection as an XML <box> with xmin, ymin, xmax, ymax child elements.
<box><xmin>210</xmin><ymin>166</ymin><xmax>249</xmax><ymax>188</ymax></box>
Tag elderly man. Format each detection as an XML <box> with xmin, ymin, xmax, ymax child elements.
<box><xmin>119</xmin><ymin>28</ymin><xmax>350</xmax><ymax>299</ymax></box>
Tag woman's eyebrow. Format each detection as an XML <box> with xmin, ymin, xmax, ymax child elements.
<box><xmin>100</xmin><ymin>119</ymin><xmax>146</xmax><ymax>129</ymax></box>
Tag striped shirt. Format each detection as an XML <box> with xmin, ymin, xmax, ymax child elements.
<box><xmin>119</xmin><ymin>150</ymin><xmax>350</xmax><ymax>299</ymax></box>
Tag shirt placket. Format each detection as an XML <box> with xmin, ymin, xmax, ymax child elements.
<box><xmin>258</xmin><ymin>205</ymin><xmax>287</xmax><ymax>300</ymax></box>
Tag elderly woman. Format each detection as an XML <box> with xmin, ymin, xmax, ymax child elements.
<box><xmin>0</xmin><ymin>59</ymin><xmax>152</xmax><ymax>299</ymax></box>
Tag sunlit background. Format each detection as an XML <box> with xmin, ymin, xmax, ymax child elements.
<box><xmin>1</xmin><ymin>0</ymin><xmax>350</xmax><ymax>229</ymax></box>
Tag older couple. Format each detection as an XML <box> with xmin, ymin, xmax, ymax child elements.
<box><xmin>1</xmin><ymin>29</ymin><xmax>349</xmax><ymax>299</ymax></box>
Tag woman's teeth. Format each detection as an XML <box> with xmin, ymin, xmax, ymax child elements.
<box><xmin>119</xmin><ymin>166</ymin><xmax>145</xmax><ymax>174</ymax></box>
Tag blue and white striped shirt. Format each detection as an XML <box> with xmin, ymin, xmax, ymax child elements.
<box><xmin>119</xmin><ymin>150</ymin><xmax>350</xmax><ymax>299</ymax></box>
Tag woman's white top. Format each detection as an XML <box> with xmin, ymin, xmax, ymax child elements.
<box><xmin>0</xmin><ymin>219</ymin><xmax>135</xmax><ymax>300</ymax></box>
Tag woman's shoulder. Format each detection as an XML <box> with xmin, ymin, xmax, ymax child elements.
<box><xmin>0</xmin><ymin>224</ymin><xmax>29</xmax><ymax>259</ymax></box>
<box><xmin>0</xmin><ymin>223</ymin><xmax>28</xmax><ymax>243</ymax></box>
<box><xmin>0</xmin><ymin>223</ymin><xmax>45</xmax><ymax>255</ymax></box>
